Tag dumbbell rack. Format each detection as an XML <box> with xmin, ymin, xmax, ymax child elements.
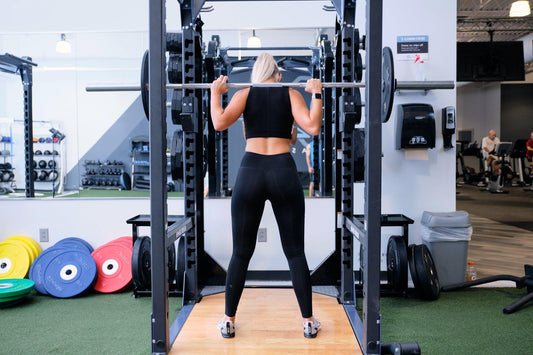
<box><xmin>33</xmin><ymin>137</ymin><xmax>64</xmax><ymax>194</ymax></box>
<box><xmin>0</xmin><ymin>134</ymin><xmax>15</xmax><ymax>190</ymax></box>
<box><xmin>81</xmin><ymin>160</ymin><xmax>125</xmax><ymax>190</ymax></box>
<box><xmin>131</xmin><ymin>138</ymin><xmax>150</xmax><ymax>190</ymax></box>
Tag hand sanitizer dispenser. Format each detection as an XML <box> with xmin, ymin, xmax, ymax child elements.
<box><xmin>442</xmin><ymin>106</ymin><xmax>455</xmax><ymax>150</ymax></box>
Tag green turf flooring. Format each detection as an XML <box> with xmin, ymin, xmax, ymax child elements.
<box><xmin>1</xmin><ymin>288</ymin><xmax>532</xmax><ymax>354</ymax></box>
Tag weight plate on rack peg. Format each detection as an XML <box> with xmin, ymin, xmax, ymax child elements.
<box><xmin>386</xmin><ymin>236</ymin><xmax>408</xmax><ymax>294</ymax></box>
<box><xmin>132</xmin><ymin>236</ymin><xmax>151</xmax><ymax>290</ymax></box>
<box><xmin>413</xmin><ymin>244</ymin><xmax>440</xmax><ymax>300</ymax></box>
<box><xmin>381</xmin><ymin>46</ymin><xmax>395</xmax><ymax>123</ymax></box>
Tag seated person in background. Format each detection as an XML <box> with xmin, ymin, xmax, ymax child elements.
<box><xmin>527</xmin><ymin>131</ymin><xmax>533</xmax><ymax>175</ymax></box>
<box><xmin>482</xmin><ymin>129</ymin><xmax>501</xmax><ymax>176</ymax></box>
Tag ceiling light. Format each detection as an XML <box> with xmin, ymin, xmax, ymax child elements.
<box><xmin>510</xmin><ymin>1</ymin><xmax>531</xmax><ymax>17</ymax></box>
<box><xmin>55</xmin><ymin>33</ymin><xmax>72</xmax><ymax>54</ymax></box>
<box><xmin>247</xmin><ymin>30</ymin><xmax>261</xmax><ymax>48</ymax></box>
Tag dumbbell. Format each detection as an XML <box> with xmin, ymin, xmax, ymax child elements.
<box><xmin>38</xmin><ymin>170</ymin><xmax>49</xmax><ymax>181</ymax></box>
<box><xmin>34</xmin><ymin>150</ymin><xmax>42</xmax><ymax>155</ymax></box>
<box><xmin>48</xmin><ymin>160</ymin><xmax>57</xmax><ymax>168</ymax></box>
<box><xmin>43</xmin><ymin>150</ymin><xmax>52</xmax><ymax>156</ymax></box>
<box><xmin>48</xmin><ymin>170</ymin><xmax>58</xmax><ymax>182</ymax></box>
<box><xmin>38</xmin><ymin>160</ymin><xmax>47</xmax><ymax>169</ymax></box>
<box><xmin>33</xmin><ymin>160</ymin><xmax>37</xmax><ymax>168</ymax></box>
<box><xmin>4</xmin><ymin>171</ymin><xmax>14</xmax><ymax>182</ymax></box>
<box><xmin>53</xmin><ymin>150</ymin><xmax>59</xmax><ymax>155</ymax></box>
<box><xmin>32</xmin><ymin>171</ymin><xmax>38</xmax><ymax>181</ymax></box>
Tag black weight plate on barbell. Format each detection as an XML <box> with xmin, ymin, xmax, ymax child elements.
<box><xmin>353</xmin><ymin>28</ymin><xmax>360</xmax><ymax>54</ymax></box>
<box><xmin>170</xmin><ymin>130</ymin><xmax>184</xmax><ymax>181</ymax></box>
<box><xmin>414</xmin><ymin>244</ymin><xmax>440</xmax><ymax>300</ymax></box>
<box><xmin>387</xmin><ymin>236</ymin><xmax>408</xmax><ymax>294</ymax></box>
<box><xmin>408</xmin><ymin>244</ymin><xmax>422</xmax><ymax>296</ymax></box>
<box><xmin>168</xmin><ymin>242</ymin><xmax>176</xmax><ymax>288</ymax></box>
<box><xmin>176</xmin><ymin>236</ymin><xmax>185</xmax><ymax>292</ymax></box>
<box><xmin>166</xmin><ymin>32</ymin><xmax>182</xmax><ymax>53</ymax></box>
<box><xmin>141</xmin><ymin>50</ymin><xmax>150</xmax><ymax>120</ymax></box>
<box><xmin>355</xmin><ymin>52</ymin><xmax>363</xmax><ymax>83</ymax></box>
<box><xmin>171</xmin><ymin>89</ymin><xmax>183</xmax><ymax>125</ymax></box>
<box><xmin>132</xmin><ymin>236</ymin><xmax>151</xmax><ymax>290</ymax></box>
<box><xmin>168</xmin><ymin>54</ymin><xmax>182</xmax><ymax>84</ymax></box>
<box><xmin>381</xmin><ymin>46</ymin><xmax>395</xmax><ymax>123</ymax></box>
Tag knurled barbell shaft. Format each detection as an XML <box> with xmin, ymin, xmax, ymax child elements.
<box><xmin>85</xmin><ymin>80</ymin><xmax>454</xmax><ymax>92</ymax></box>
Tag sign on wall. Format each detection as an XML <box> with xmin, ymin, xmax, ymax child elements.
<box><xmin>397</xmin><ymin>35</ymin><xmax>429</xmax><ymax>61</ymax></box>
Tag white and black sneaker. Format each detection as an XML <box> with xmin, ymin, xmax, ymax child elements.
<box><xmin>217</xmin><ymin>318</ymin><xmax>235</xmax><ymax>338</ymax></box>
<box><xmin>303</xmin><ymin>318</ymin><xmax>322</xmax><ymax>338</ymax></box>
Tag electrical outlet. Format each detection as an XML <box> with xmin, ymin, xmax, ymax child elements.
<box><xmin>39</xmin><ymin>228</ymin><xmax>49</xmax><ymax>242</ymax></box>
<box><xmin>257</xmin><ymin>228</ymin><xmax>267</xmax><ymax>243</ymax></box>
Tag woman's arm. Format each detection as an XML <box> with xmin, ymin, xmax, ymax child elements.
<box><xmin>210</xmin><ymin>75</ymin><xmax>248</xmax><ymax>131</ymax></box>
<box><xmin>289</xmin><ymin>79</ymin><xmax>322</xmax><ymax>136</ymax></box>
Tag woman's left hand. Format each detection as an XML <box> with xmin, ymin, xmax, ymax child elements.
<box><xmin>212</xmin><ymin>75</ymin><xmax>229</xmax><ymax>96</ymax></box>
<box><xmin>305</xmin><ymin>78</ymin><xmax>322</xmax><ymax>94</ymax></box>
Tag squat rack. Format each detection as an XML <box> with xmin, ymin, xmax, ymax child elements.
<box><xmin>0</xmin><ymin>53</ymin><xmax>38</xmax><ymax>198</ymax></box>
<box><xmin>147</xmin><ymin>0</ymin><xmax>411</xmax><ymax>354</ymax></box>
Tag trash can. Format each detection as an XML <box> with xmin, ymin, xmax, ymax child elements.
<box><xmin>421</xmin><ymin>211</ymin><xmax>472</xmax><ymax>287</ymax></box>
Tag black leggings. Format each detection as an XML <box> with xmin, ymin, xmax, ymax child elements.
<box><xmin>225</xmin><ymin>152</ymin><xmax>312</xmax><ymax>318</ymax></box>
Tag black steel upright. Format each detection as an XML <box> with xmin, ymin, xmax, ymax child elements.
<box><xmin>148</xmin><ymin>0</ymin><xmax>170</xmax><ymax>353</ymax></box>
<box><xmin>21</xmin><ymin>59</ymin><xmax>35</xmax><ymax>198</ymax></box>
<box><xmin>321</xmin><ymin>39</ymin><xmax>334</xmax><ymax>197</ymax></box>
<box><xmin>180</xmin><ymin>0</ymin><xmax>201</xmax><ymax>304</ymax></box>
<box><xmin>339</xmin><ymin>0</ymin><xmax>356</xmax><ymax>306</ymax></box>
<box><xmin>0</xmin><ymin>54</ymin><xmax>37</xmax><ymax>198</ymax></box>
<box><xmin>363</xmin><ymin>0</ymin><xmax>383</xmax><ymax>353</ymax></box>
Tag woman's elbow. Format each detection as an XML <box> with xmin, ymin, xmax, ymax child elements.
<box><xmin>308</xmin><ymin>126</ymin><xmax>321</xmax><ymax>136</ymax></box>
<box><xmin>213</xmin><ymin>122</ymin><xmax>225</xmax><ymax>131</ymax></box>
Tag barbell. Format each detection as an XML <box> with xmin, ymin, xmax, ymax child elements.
<box><xmin>85</xmin><ymin>47</ymin><xmax>454</xmax><ymax>123</ymax></box>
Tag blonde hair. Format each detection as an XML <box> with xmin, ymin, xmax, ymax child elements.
<box><xmin>251</xmin><ymin>53</ymin><xmax>280</xmax><ymax>83</ymax></box>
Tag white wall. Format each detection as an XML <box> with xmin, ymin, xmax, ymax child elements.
<box><xmin>0</xmin><ymin>198</ymin><xmax>334</xmax><ymax>271</ymax></box>
<box><xmin>353</xmin><ymin>0</ymin><xmax>457</xmax><ymax>263</ymax></box>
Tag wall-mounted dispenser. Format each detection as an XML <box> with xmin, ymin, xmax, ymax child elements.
<box><xmin>441</xmin><ymin>106</ymin><xmax>455</xmax><ymax>150</ymax></box>
<box><xmin>396</xmin><ymin>104</ymin><xmax>436</xmax><ymax>149</ymax></box>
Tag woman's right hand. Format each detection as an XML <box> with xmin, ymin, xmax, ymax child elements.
<box><xmin>305</xmin><ymin>78</ymin><xmax>322</xmax><ymax>94</ymax></box>
<box><xmin>212</xmin><ymin>75</ymin><xmax>229</xmax><ymax>96</ymax></box>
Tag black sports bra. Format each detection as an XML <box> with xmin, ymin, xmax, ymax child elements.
<box><xmin>243</xmin><ymin>87</ymin><xmax>294</xmax><ymax>139</ymax></box>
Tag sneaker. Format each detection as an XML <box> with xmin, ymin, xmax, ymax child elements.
<box><xmin>217</xmin><ymin>318</ymin><xmax>235</xmax><ymax>338</ymax></box>
<box><xmin>303</xmin><ymin>318</ymin><xmax>321</xmax><ymax>338</ymax></box>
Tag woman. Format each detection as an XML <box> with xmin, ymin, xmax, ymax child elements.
<box><xmin>210</xmin><ymin>53</ymin><xmax>323</xmax><ymax>339</ymax></box>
